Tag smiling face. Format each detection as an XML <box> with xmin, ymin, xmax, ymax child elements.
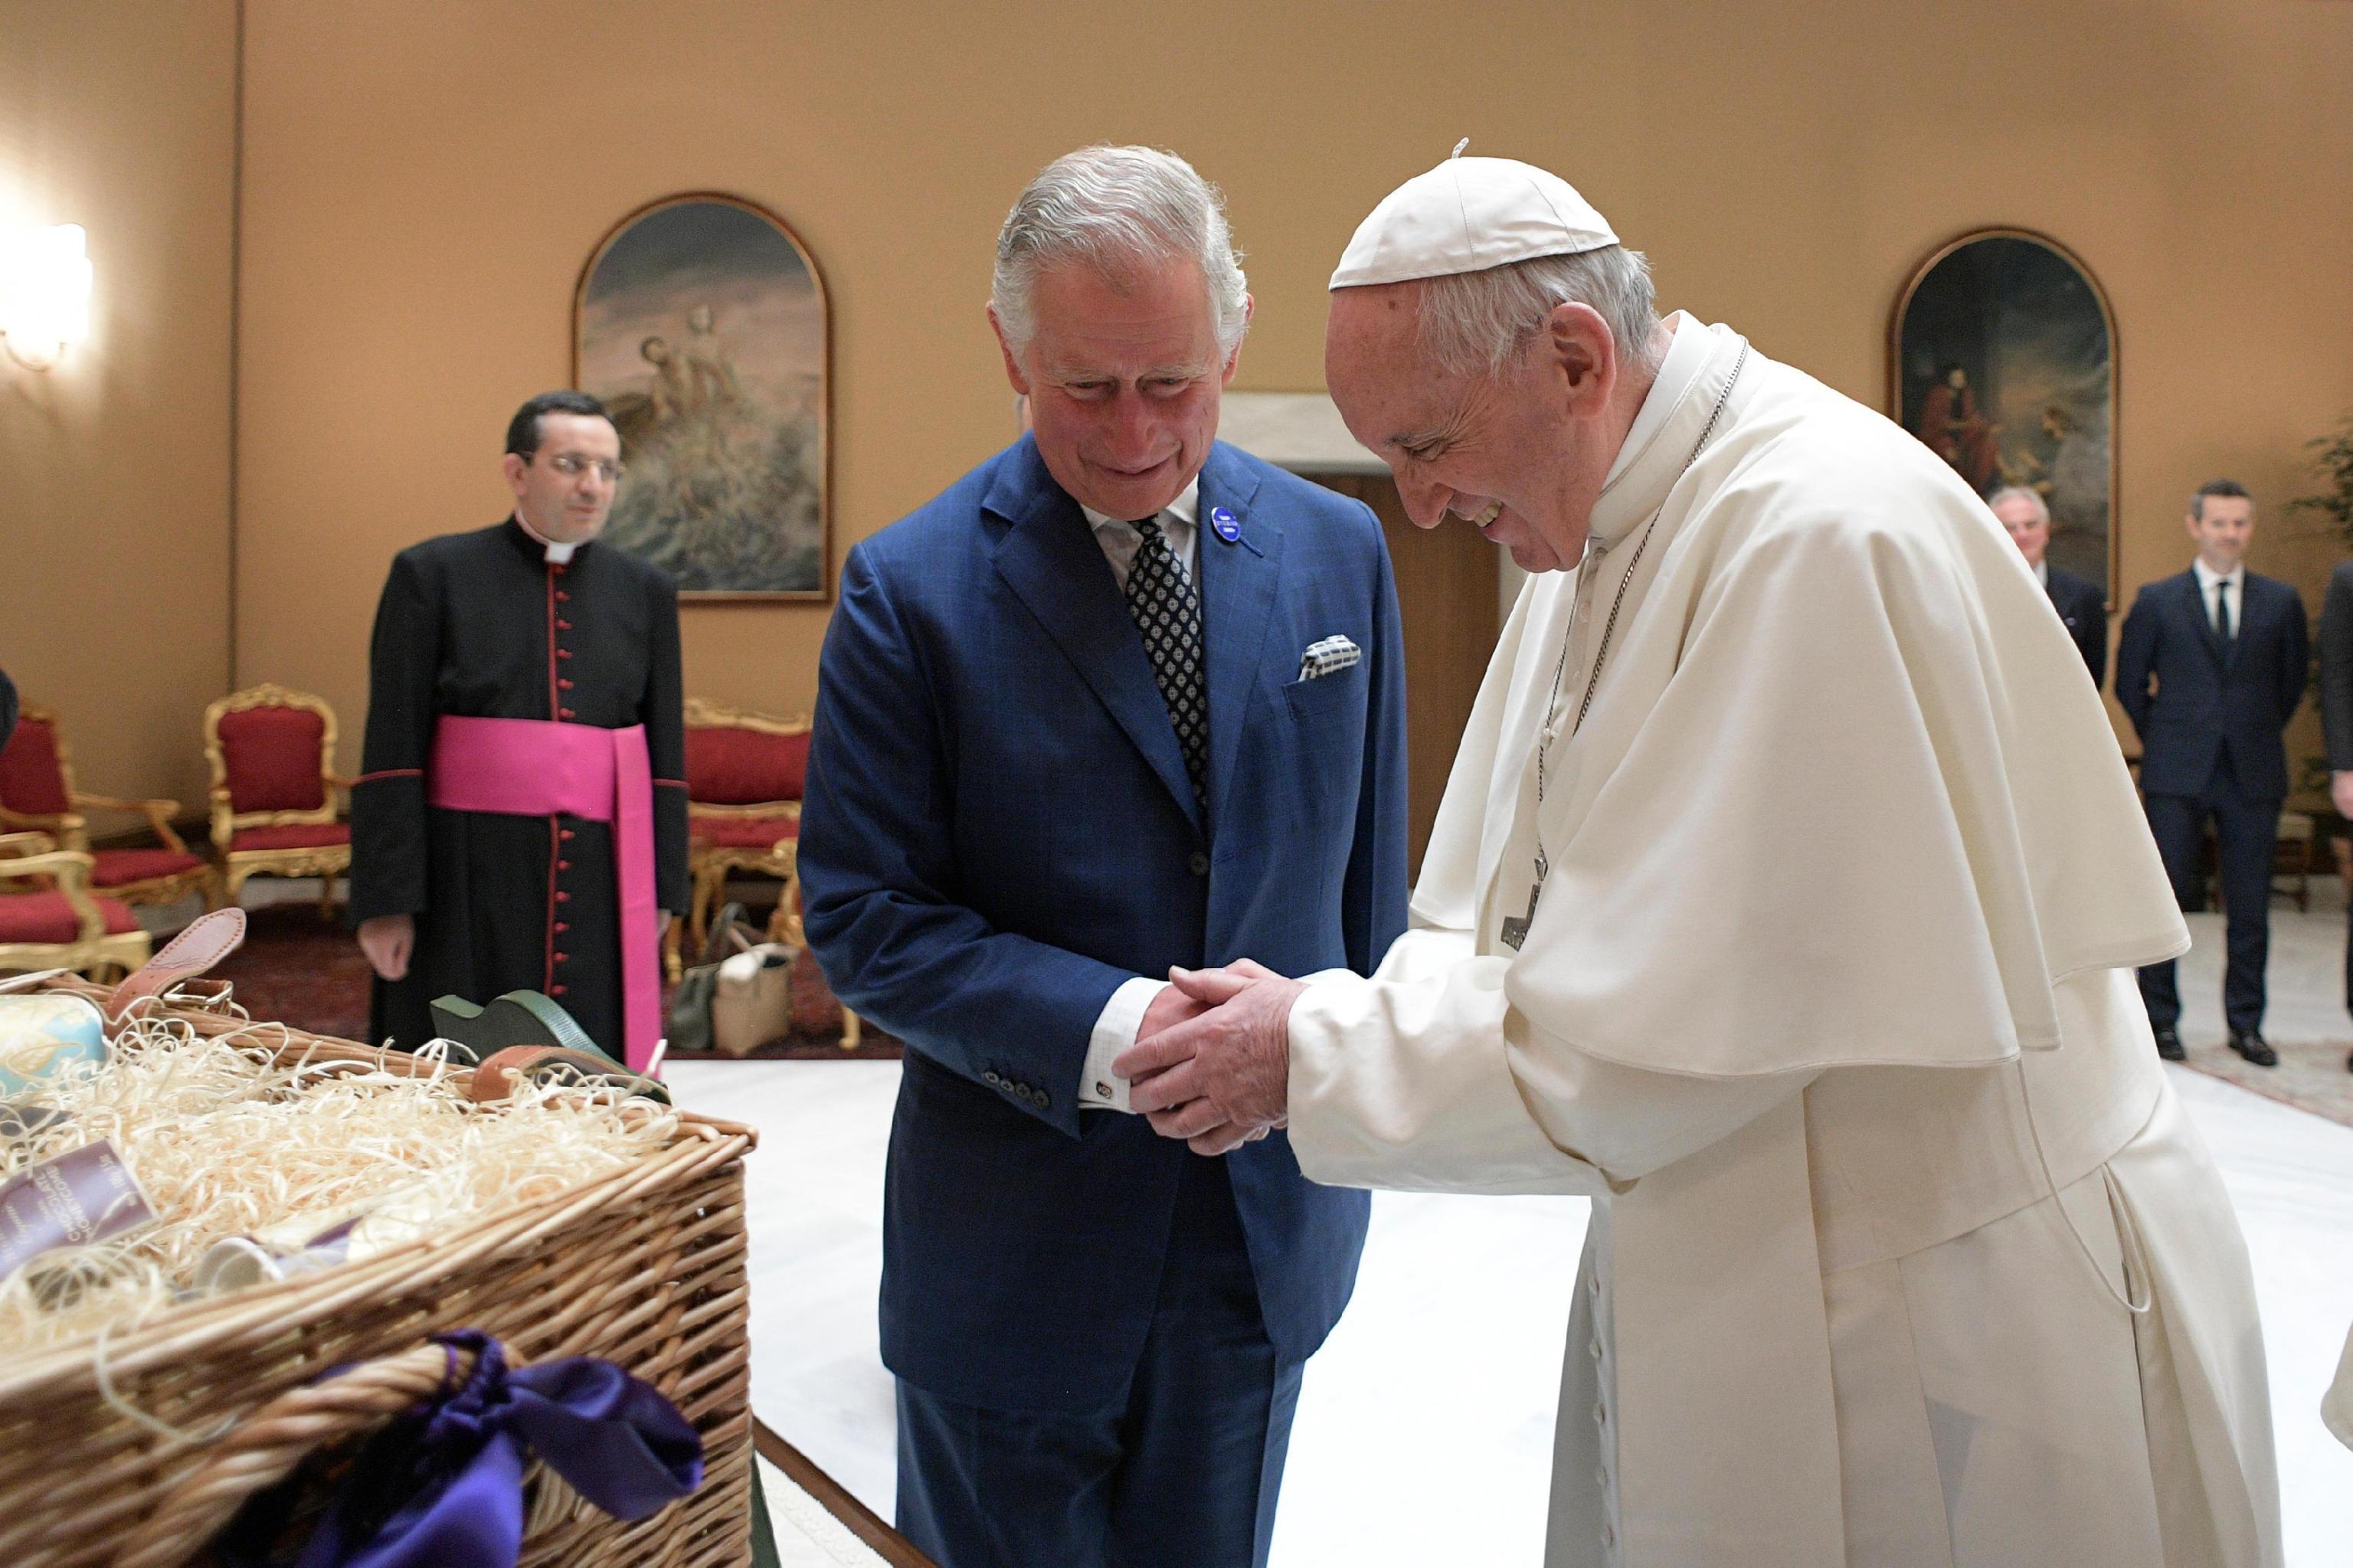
<box><xmin>1324</xmin><ymin>282</ymin><xmax>1631</xmax><ymax>573</ymax></box>
<box><xmin>991</xmin><ymin>254</ymin><xmax>1245</xmax><ymax>521</ymax></box>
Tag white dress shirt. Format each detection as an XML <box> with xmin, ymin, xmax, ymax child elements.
<box><xmin>2194</xmin><ymin>557</ymin><xmax>2245</xmax><ymax>638</ymax></box>
<box><xmin>1075</xmin><ymin>478</ymin><xmax>1200</xmax><ymax>1111</ymax></box>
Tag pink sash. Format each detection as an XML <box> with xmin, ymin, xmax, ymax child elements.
<box><xmin>428</xmin><ymin>715</ymin><xmax>660</xmax><ymax>1074</ymax></box>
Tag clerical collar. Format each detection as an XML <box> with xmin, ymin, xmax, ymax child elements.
<box><xmin>1081</xmin><ymin>476</ymin><xmax>1201</xmax><ymax>535</ymax></box>
<box><xmin>512</xmin><ymin>510</ymin><xmax>580</xmax><ymax>564</ymax></box>
<box><xmin>1584</xmin><ymin>316</ymin><xmax>1745</xmax><ymax>548</ymax></box>
<box><xmin>1602</xmin><ymin>311</ymin><xmax>1710</xmax><ymax>496</ymax></box>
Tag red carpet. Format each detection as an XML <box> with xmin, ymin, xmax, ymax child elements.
<box><xmin>207</xmin><ymin>902</ymin><xmax>900</xmax><ymax>1059</ymax></box>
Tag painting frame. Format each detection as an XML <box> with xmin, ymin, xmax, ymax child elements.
<box><xmin>1889</xmin><ymin>227</ymin><xmax>2119</xmax><ymax>607</ymax></box>
<box><xmin>572</xmin><ymin>190</ymin><xmax>833</xmax><ymax>602</ymax></box>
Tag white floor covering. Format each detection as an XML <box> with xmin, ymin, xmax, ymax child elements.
<box><xmin>672</xmin><ymin>1020</ymin><xmax>2353</xmax><ymax>1566</ymax></box>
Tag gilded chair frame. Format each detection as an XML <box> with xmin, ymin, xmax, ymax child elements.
<box><xmin>0</xmin><ymin>831</ymin><xmax>152</xmax><ymax>979</ymax></box>
<box><xmin>0</xmin><ymin>705</ymin><xmax>220</xmax><ymax>910</ymax></box>
<box><xmin>682</xmin><ymin>699</ymin><xmax>811</xmax><ymax>959</ymax></box>
<box><xmin>203</xmin><ymin>683</ymin><xmax>354</xmax><ymax>912</ymax></box>
<box><xmin>676</xmin><ymin>700</ymin><xmax>862</xmax><ymax>1050</ymax></box>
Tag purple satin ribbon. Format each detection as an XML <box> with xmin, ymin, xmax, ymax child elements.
<box><xmin>220</xmin><ymin>1331</ymin><xmax>702</xmax><ymax>1568</ymax></box>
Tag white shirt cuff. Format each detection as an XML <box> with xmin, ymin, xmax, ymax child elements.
<box><xmin>1080</xmin><ymin>977</ymin><xmax>1167</xmax><ymax>1112</ymax></box>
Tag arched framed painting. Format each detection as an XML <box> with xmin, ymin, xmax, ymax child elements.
<box><xmin>1890</xmin><ymin>229</ymin><xmax>2116</xmax><ymax>603</ymax></box>
<box><xmin>574</xmin><ymin>193</ymin><xmax>830</xmax><ymax>600</ymax></box>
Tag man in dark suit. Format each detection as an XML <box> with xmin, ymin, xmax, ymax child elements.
<box><xmin>2314</xmin><ymin>555</ymin><xmax>2353</xmax><ymax>1072</ymax></box>
<box><xmin>2116</xmin><ymin>478</ymin><xmax>2309</xmax><ymax>1066</ymax></box>
<box><xmin>1991</xmin><ymin>485</ymin><xmax>2106</xmax><ymax>685</ymax></box>
<box><xmin>798</xmin><ymin>146</ymin><xmax>1409</xmax><ymax>1568</ymax></box>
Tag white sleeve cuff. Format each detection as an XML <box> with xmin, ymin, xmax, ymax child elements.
<box><xmin>1080</xmin><ymin>976</ymin><xmax>1167</xmax><ymax>1112</ymax></box>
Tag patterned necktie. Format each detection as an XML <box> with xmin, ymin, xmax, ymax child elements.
<box><xmin>1123</xmin><ymin>515</ymin><xmax>1209</xmax><ymax>812</ymax></box>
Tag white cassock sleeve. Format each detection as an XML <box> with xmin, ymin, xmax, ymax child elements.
<box><xmin>1286</xmin><ymin>935</ymin><xmax>1815</xmax><ymax>1196</ymax></box>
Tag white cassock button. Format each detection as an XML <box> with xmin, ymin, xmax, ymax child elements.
<box><xmin>1602</xmin><ymin>1523</ymin><xmax>1616</xmax><ymax>1549</ymax></box>
<box><xmin>1593</xmin><ymin>1402</ymin><xmax>1606</xmax><ymax>1427</ymax></box>
<box><xmin>1589</xmin><ymin>1338</ymin><xmax>1602</xmax><ymax>1360</ymax></box>
<box><xmin>1588</xmin><ymin>1274</ymin><xmax>1600</xmax><ymax>1298</ymax></box>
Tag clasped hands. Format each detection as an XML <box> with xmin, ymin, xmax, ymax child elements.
<box><xmin>1113</xmin><ymin>959</ymin><xmax>1304</xmax><ymax>1157</ymax></box>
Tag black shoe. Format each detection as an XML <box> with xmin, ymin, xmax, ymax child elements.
<box><xmin>2227</xmin><ymin>1030</ymin><xmax>2278</xmax><ymax>1068</ymax></box>
<box><xmin>2153</xmin><ymin>1026</ymin><xmax>2185</xmax><ymax>1061</ymax></box>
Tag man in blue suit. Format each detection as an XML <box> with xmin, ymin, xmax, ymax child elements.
<box><xmin>2116</xmin><ymin>478</ymin><xmax>2309</xmax><ymax>1066</ymax></box>
<box><xmin>798</xmin><ymin>146</ymin><xmax>1409</xmax><ymax>1568</ymax></box>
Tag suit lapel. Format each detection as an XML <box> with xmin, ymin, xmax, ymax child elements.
<box><xmin>1196</xmin><ymin>446</ymin><xmax>1276</xmax><ymax>837</ymax></box>
<box><xmin>986</xmin><ymin>440</ymin><xmax>1203</xmax><ymax>829</ymax></box>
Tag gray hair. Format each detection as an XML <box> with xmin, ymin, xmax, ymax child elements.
<box><xmin>1415</xmin><ymin>246</ymin><xmax>1661</xmax><ymax>379</ymax></box>
<box><xmin>1987</xmin><ymin>486</ymin><xmax>2050</xmax><ymax>524</ymax></box>
<box><xmin>991</xmin><ymin>146</ymin><xmax>1249</xmax><ymax>358</ymax></box>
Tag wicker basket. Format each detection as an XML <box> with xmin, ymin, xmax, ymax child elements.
<box><xmin>0</xmin><ymin>980</ymin><xmax>758</xmax><ymax>1568</ymax></box>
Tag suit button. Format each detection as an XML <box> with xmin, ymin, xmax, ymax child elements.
<box><xmin>1188</xmin><ymin>851</ymin><xmax>1209</xmax><ymax>876</ymax></box>
<box><xmin>983</xmin><ymin>1070</ymin><xmax>1002</xmax><ymax>1085</ymax></box>
<box><xmin>1033</xmin><ymin>1089</ymin><xmax>1050</xmax><ymax>1109</ymax></box>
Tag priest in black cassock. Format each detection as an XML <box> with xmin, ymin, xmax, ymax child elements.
<box><xmin>349</xmin><ymin>391</ymin><xmax>689</xmax><ymax>1069</ymax></box>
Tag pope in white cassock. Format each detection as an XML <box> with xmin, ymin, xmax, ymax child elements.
<box><xmin>1115</xmin><ymin>149</ymin><xmax>2283</xmax><ymax>1567</ymax></box>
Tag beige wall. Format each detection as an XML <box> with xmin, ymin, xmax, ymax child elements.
<box><xmin>0</xmin><ymin>0</ymin><xmax>236</xmax><ymax>807</ymax></box>
<box><xmin>18</xmin><ymin>1</ymin><xmax>2353</xmax><ymax>790</ymax></box>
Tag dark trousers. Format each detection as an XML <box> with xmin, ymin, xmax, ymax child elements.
<box><xmin>894</xmin><ymin>1154</ymin><xmax>1302</xmax><ymax>1568</ymax></box>
<box><xmin>2139</xmin><ymin>759</ymin><xmax>2280</xmax><ymax>1035</ymax></box>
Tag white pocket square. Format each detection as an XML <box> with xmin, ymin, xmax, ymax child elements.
<box><xmin>1298</xmin><ymin>634</ymin><xmax>1362</xmax><ymax>681</ymax></box>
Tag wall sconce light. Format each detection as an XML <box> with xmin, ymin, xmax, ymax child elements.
<box><xmin>0</xmin><ymin>223</ymin><xmax>93</xmax><ymax>372</ymax></box>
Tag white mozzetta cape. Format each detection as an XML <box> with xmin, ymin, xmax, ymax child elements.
<box><xmin>1288</xmin><ymin>322</ymin><xmax>2281</xmax><ymax>1566</ymax></box>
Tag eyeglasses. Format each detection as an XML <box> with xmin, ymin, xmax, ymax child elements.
<box><xmin>545</xmin><ymin>452</ymin><xmax>625</xmax><ymax>483</ymax></box>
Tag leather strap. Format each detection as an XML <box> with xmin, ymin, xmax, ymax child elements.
<box><xmin>103</xmin><ymin>907</ymin><xmax>247</xmax><ymax>1022</ymax></box>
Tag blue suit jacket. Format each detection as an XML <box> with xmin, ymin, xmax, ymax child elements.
<box><xmin>800</xmin><ymin>436</ymin><xmax>1409</xmax><ymax>1412</ymax></box>
<box><xmin>2116</xmin><ymin>568</ymin><xmax>2308</xmax><ymax>799</ymax></box>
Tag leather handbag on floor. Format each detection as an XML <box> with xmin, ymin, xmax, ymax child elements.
<box><xmin>668</xmin><ymin>902</ymin><xmax>799</xmax><ymax>1058</ymax></box>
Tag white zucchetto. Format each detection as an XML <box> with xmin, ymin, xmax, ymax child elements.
<box><xmin>1329</xmin><ymin>142</ymin><xmax>1620</xmax><ymax>290</ymax></box>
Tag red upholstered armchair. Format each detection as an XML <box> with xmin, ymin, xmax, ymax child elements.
<box><xmin>0</xmin><ymin>704</ymin><xmax>218</xmax><ymax>912</ymax></box>
<box><xmin>0</xmin><ymin>831</ymin><xmax>152</xmax><ymax>979</ymax></box>
<box><xmin>681</xmin><ymin>698</ymin><xmax>811</xmax><ymax>964</ymax></box>
<box><xmin>203</xmin><ymin>683</ymin><xmax>353</xmax><ymax>911</ymax></box>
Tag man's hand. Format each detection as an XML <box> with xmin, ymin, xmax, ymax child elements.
<box><xmin>1137</xmin><ymin>979</ymin><xmax>1209</xmax><ymax>1042</ymax></box>
<box><xmin>2332</xmin><ymin>770</ymin><xmax>2353</xmax><ymax>820</ymax></box>
<box><xmin>1114</xmin><ymin>960</ymin><xmax>1303</xmax><ymax>1155</ymax></box>
<box><xmin>357</xmin><ymin>914</ymin><xmax>414</xmax><ymax>981</ymax></box>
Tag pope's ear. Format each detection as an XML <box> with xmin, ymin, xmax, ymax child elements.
<box><xmin>1542</xmin><ymin>301</ymin><xmax>1614</xmax><ymax>411</ymax></box>
<box><xmin>987</xmin><ymin>304</ymin><xmax>1034</xmax><ymax>397</ymax></box>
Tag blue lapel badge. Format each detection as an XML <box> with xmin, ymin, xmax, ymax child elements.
<box><xmin>1209</xmin><ymin>505</ymin><xmax>1259</xmax><ymax>556</ymax></box>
